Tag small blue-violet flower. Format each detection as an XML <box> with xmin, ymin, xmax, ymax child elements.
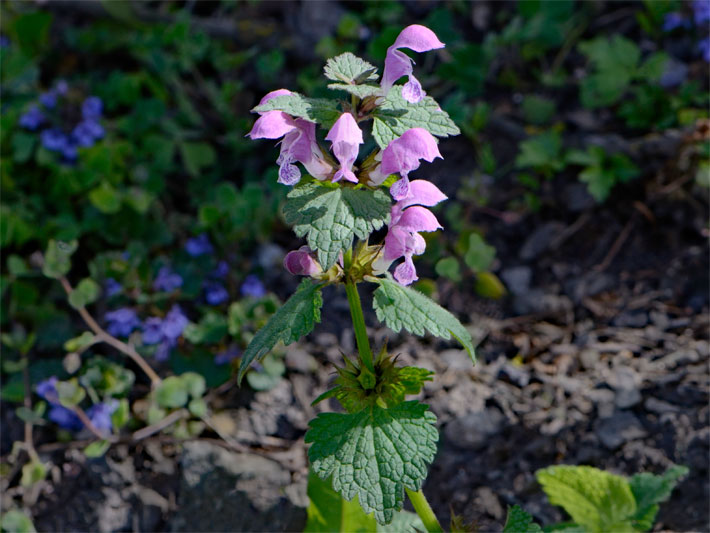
<box><xmin>215</xmin><ymin>346</ymin><xmax>241</xmax><ymax>365</ymax></box>
<box><xmin>82</xmin><ymin>96</ymin><xmax>103</xmax><ymax>119</ymax></box>
<box><xmin>87</xmin><ymin>399</ymin><xmax>119</xmax><ymax>432</ymax></box>
<box><xmin>185</xmin><ymin>233</ymin><xmax>214</xmax><ymax>256</ymax></box>
<box><xmin>19</xmin><ymin>106</ymin><xmax>45</xmax><ymax>130</ymax></box>
<box><xmin>241</xmin><ymin>275</ymin><xmax>266</xmax><ymax>298</ymax></box>
<box><xmin>41</xmin><ymin>128</ymin><xmax>68</xmax><ymax>152</ymax></box>
<box><xmin>153</xmin><ymin>266</ymin><xmax>183</xmax><ymax>292</ymax></box>
<box><xmin>204</xmin><ymin>281</ymin><xmax>229</xmax><ymax>305</ymax></box>
<box><xmin>105</xmin><ymin>278</ymin><xmax>122</xmax><ymax>297</ymax></box>
<box><xmin>104</xmin><ymin>308</ymin><xmax>141</xmax><ymax>337</ymax></box>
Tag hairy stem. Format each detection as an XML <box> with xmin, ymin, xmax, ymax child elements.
<box><xmin>344</xmin><ymin>279</ymin><xmax>375</xmax><ymax>374</ymax></box>
<box><xmin>406</xmin><ymin>488</ymin><xmax>444</xmax><ymax>533</ymax></box>
<box><xmin>59</xmin><ymin>277</ymin><xmax>162</xmax><ymax>387</ymax></box>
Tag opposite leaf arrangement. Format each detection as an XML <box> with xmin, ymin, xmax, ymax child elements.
<box><xmin>244</xmin><ymin>25</ymin><xmax>469</xmax><ymax>530</ymax></box>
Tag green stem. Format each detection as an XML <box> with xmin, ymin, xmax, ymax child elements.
<box><xmin>344</xmin><ymin>279</ymin><xmax>375</xmax><ymax>374</ymax></box>
<box><xmin>406</xmin><ymin>488</ymin><xmax>444</xmax><ymax>533</ymax></box>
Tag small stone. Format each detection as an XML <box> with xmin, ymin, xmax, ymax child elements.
<box><xmin>644</xmin><ymin>397</ymin><xmax>680</xmax><ymax>414</ymax></box>
<box><xmin>444</xmin><ymin>408</ymin><xmax>504</xmax><ymax>450</ymax></box>
<box><xmin>595</xmin><ymin>412</ymin><xmax>647</xmax><ymax>450</ymax></box>
<box><xmin>441</xmin><ymin>349</ymin><xmax>472</xmax><ymax>371</ymax></box>
<box><xmin>610</xmin><ymin>366</ymin><xmax>642</xmax><ymax>409</ymax></box>
<box><xmin>519</xmin><ymin>222</ymin><xmax>565</xmax><ymax>261</ymax></box>
<box><xmin>612</xmin><ymin>311</ymin><xmax>649</xmax><ymax>328</ymax></box>
<box><xmin>499</xmin><ymin>364</ymin><xmax>530</xmax><ymax>387</ymax></box>
<box><xmin>285</xmin><ymin>347</ymin><xmax>316</xmax><ymax>373</ymax></box>
<box><xmin>500</xmin><ymin>266</ymin><xmax>532</xmax><ymax>296</ymax></box>
<box><xmin>579</xmin><ymin>349</ymin><xmax>600</xmax><ymax>370</ymax></box>
<box><xmin>473</xmin><ymin>487</ymin><xmax>504</xmax><ymax>520</ymax></box>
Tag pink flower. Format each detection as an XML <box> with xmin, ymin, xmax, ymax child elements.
<box><xmin>284</xmin><ymin>246</ymin><xmax>323</xmax><ymax>277</ymax></box>
<box><xmin>248</xmin><ymin>90</ymin><xmax>332</xmax><ymax>185</ymax></box>
<box><xmin>381</xmin><ymin>25</ymin><xmax>445</xmax><ymax>104</ymax></box>
<box><xmin>380</xmin><ymin>180</ymin><xmax>447</xmax><ymax>285</ymax></box>
<box><xmin>374</xmin><ymin>128</ymin><xmax>442</xmax><ymax>200</ymax></box>
<box><xmin>325</xmin><ymin>113</ymin><xmax>363</xmax><ymax>183</ymax></box>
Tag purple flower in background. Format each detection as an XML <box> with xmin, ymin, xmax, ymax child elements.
<box><xmin>41</xmin><ymin>128</ymin><xmax>68</xmax><ymax>152</ymax></box>
<box><xmin>48</xmin><ymin>405</ymin><xmax>83</xmax><ymax>431</ymax></box>
<box><xmin>72</xmin><ymin>119</ymin><xmax>104</xmax><ymax>147</ymax></box>
<box><xmin>40</xmin><ymin>90</ymin><xmax>57</xmax><ymax>109</ymax></box>
<box><xmin>105</xmin><ymin>278</ymin><xmax>122</xmax><ymax>297</ymax></box>
<box><xmin>161</xmin><ymin>305</ymin><xmax>188</xmax><ymax>343</ymax></box>
<box><xmin>204</xmin><ymin>281</ymin><xmax>229</xmax><ymax>305</ymax></box>
<box><xmin>19</xmin><ymin>106</ymin><xmax>44</xmax><ymax>130</ymax></box>
<box><xmin>87</xmin><ymin>399</ymin><xmax>119</xmax><ymax>432</ymax></box>
<box><xmin>241</xmin><ymin>274</ymin><xmax>266</xmax><ymax>298</ymax></box>
<box><xmin>142</xmin><ymin>317</ymin><xmax>163</xmax><ymax>345</ymax></box>
<box><xmin>104</xmin><ymin>308</ymin><xmax>141</xmax><ymax>337</ymax></box>
<box><xmin>62</xmin><ymin>141</ymin><xmax>78</xmax><ymax>161</ymax></box>
<box><xmin>153</xmin><ymin>266</ymin><xmax>183</xmax><ymax>292</ymax></box>
<box><xmin>381</xmin><ymin>25</ymin><xmax>445</xmax><ymax>103</ymax></box>
<box><xmin>662</xmin><ymin>12</ymin><xmax>687</xmax><ymax>31</ymax></box>
<box><xmin>155</xmin><ymin>342</ymin><xmax>171</xmax><ymax>361</ymax></box>
<box><xmin>55</xmin><ymin>79</ymin><xmax>68</xmax><ymax>95</ymax></box>
<box><xmin>325</xmin><ymin>113</ymin><xmax>363</xmax><ymax>183</ymax></box>
<box><xmin>693</xmin><ymin>0</ymin><xmax>710</xmax><ymax>23</ymax></box>
<box><xmin>698</xmin><ymin>37</ymin><xmax>710</xmax><ymax>62</ymax></box>
<box><xmin>36</xmin><ymin>377</ymin><xmax>59</xmax><ymax>403</ymax></box>
<box><xmin>215</xmin><ymin>346</ymin><xmax>241</xmax><ymax>365</ymax></box>
<box><xmin>0</xmin><ymin>35</ymin><xmax>10</xmax><ymax>48</ymax></box>
<box><xmin>185</xmin><ymin>233</ymin><xmax>214</xmax><ymax>256</ymax></box>
<box><xmin>82</xmin><ymin>96</ymin><xmax>102</xmax><ymax>119</ymax></box>
<box><xmin>213</xmin><ymin>260</ymin><xmax>229</xmax><ymax>279</ymax></box>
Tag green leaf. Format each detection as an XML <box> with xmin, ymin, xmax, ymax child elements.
<box><xmin>89</xmin><ymin>183</ymin><xmax>122</xmax><ymax>214</ymax></box>
<box><xmin>306</xmin><ymin>401</ymin><xmax>438</xmax><ymax>525</ymax></box>
<box><xmin>181</xmin><ymin>372</ymin><xmax>206</xmax><ymax>398</ymax></box>
<box><xmin>435</xmin><ymin>257</ymin><xmax>461</xmax><ymax>282</ymax></box>
<box><xmin>64</xmin><ymin>331</ymin><xmax>96</xmax><ymax>352</ymax></box>
<box><xmin>238</xmin><ymin>280</ymin><xmax>323</xmax><ymax>383</ymax></box>
<box><xmin>56</xmin><ymin>378</ymin><xmax>85</xmax><ymax>408</ymax></box>
<box><xmin>514</xmin><ymin>131</ymin><xmax>564</xmax><ymax>174</ymax></box>
<box><xmin>42</xmin><ymin>239</ymin><xmax>77</xmax><ymax>279</ymax></box>
<box><xmin>464</xmin><ymin>233</ymin><xmax>496</xmax><ymax>273</ymax></box>
<box><xmin>503</xmin><ymin>505</ymin><xmax>543</xmax><ymax>532</ymax></box>
<box><xmin>324</xmin><ymin>52</ymin><xmax>379</xmax><ymax>83</ymax></box>
<box><xmin>328</xmin><ymin>84</ymin><xmax>382</xmax><ymax>99</ymax></box>
<box><xmin>305</xmin><ymin>470</ymin><xmax>377</xmax><ymax>533</ymax></box>
<box><xmin>0</xmin><ymin>509</ymin><xmax>36</xmax><ymax>533</ymax></box>
<box><xmin>12</xmin><ymin>132</ymin><xmax>36</xmax><ymax>163</ymax></box>
<box><xmin>188</xmin><ymin>398</ymin><xmax>207</xmax><ymax>417</ymax></box>
<box><xmin>372</xmin><ymin>277</ymin><xmax>476</xmax><ymax>363</ymax></box>
<box><xmin>284</xmin><ymin>183</ymin><xmax>391</xmax><ymax>270</ymax></box>
<box><xmin>20</xmin><ymin>461</ymin><xmax>47</xmax><ymax>487</ymax></box>
<box><xmin>68</xmin><ymin>278</ymin><xmax>101</xmax><ymax>309</ymax></box>
<box><xmin>536</xmin><ymin>465</ymin><xmax>637</xmax><ymax>533</ymax></box>
<box><xmin>179</xmin><ymin>142</ymin><xmax>216</xmax><ymax>178</ymax></box>
<box><xmin>372</xmin><ymin>86</ymin><xmax>460</xmax><ymax>149</ymax></box>
<box><xmin>84</xmin><ymin>439</ymin><xmax>111</xmax><ymax>458</ymax></box>
<box><xmin>111</xmin><ymin>399</ymin><xmax>130</xmax><ymax>429</ymax></box>
<box><xmin>629</xmin><ymin>465</ymin><xmax>688</xmax><ymax>531</ymax></box>
<box><xmin>578</xmin><ymin>36</ymin><xmax>641</xmax><ymax>108</ymax></box>
<box><xmin>154</xmin><ymin>376</ymin><xmax>189</xmax><ymax>408</ymax></box>
<box><xmin>253</xmin><ymin>93</ymin><xmax>341</xmax><ymax>128</ymax></box>
<box><xmin>522</xmin><ymin>95</ymin><xmax>556</xmax><ymax>126</ymax></box>
<box><xmin>475</xmin><ymin>271</ymin><xmax>506</xmax><ymax>300</ymax></box>
<box><xmin>12</xmin><ymin>11</ymin><xmax>52</xmax><ymax>57</ymax></box>
<box><xmin>636</xmin><ymin>52</ymin><xmax>668</xmax><ymax>82</ymax></box>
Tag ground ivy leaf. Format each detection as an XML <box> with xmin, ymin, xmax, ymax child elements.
<box><xmin>372</xmin><ymin>277</ymin><xmax>476</xmax><ymax>363</ymax></box>
<box><xmin>284</xmin><ymin>183</ymin><xmax>391</xmax><ymax>270</ymax></box>
<box><xmin>503</xmin><ymin>505</ymin><xmax>543</xmax><ymax>533</ymax></box>
<box><xmin>328</xmin><ymin>83</ymin><xmax>382</xmax><ymax>99</ymax></box>
<box><xmin>306</xmin><ymin>401</ymin><xmax>438</xmax><ymax>525</ymax></box>
<box><xmin>324</xmin><ymin>52</ymin><xmax>379</xmax><ymax>83</ymax></box>
<box><xmin>238</xmin><ymin>280</ymin><xmax>323</xmax><ymax>383</ymax></box>
<box><xmin>628</xmin><ymin>464</ymin><xmax>688</xmax><ymax>531</ymax></box>
<box><xmin>372</xmin><ymin>86</ymin><xmax>460</xmax><ymax>149</ymax></box>
<box><xmin>253</xmin><ymin>93</ymin><xmax>341</xmax><ymax>128</ymax></box>
<box><xmin>536</xmin><ymin>465</ymin><xmax>637</xmax><ymax>533</ymax></box>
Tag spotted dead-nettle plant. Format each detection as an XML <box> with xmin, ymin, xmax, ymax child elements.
<box><xmin>244</xmin><ymin>25</ymin><xmax>471</xmax><ymax>531</ymax></box>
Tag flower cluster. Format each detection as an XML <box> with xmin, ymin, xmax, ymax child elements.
<box><xmin>19</xmin><ymin>80</ymin><xmax>105</xmax><ymax>161</ymax></box>
<box><xmin>663</xmin><ymin>0</ymin><xmax>710</xmax><ymax>61</ymax></box>
<box><xmin>249</xmin><ymin>25</ymin><xmax>449</xmax><ymax>285</ymax></box>
<box><xmin>36</xmin><ymin>377</ymin><xmax>118</xmax><ymax>433</ymax></box>
<box><xmin>142</xmin><ymin>305</ymin><xmax>189</xmax><ymax>361</ymax></box>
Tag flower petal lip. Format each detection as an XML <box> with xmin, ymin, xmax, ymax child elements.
<box><xmin>257</xmin><ymin>88</ymin><xmax>292</xmax><ymax>107</ymax></box>
<box><xmin>391</xmin><ymin>25</ymin><xmax>445</xmax><ymax>53</ymax></box>
<box><xmin>396</xmin><ymin>206</ymin><xmax>442</xmax><ymax>233</ymax></box>
<box><xmin>398</xmin><ymin>180</ymin><xmax>447</xmax><ymax>209</ymax></box>
<box><xmin>381</xmin><ymin>25</ymin><xmax>445</xmax><ymax>96</ymax></box>
<box><xmin>248</xmin><ymin>111</ymin><xmax>295</xmax><ymax>139</ymax></box>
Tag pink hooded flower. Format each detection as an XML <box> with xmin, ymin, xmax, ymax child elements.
<box><xmin>284</xmin><ymin>246</ymin><xmax>323</xmax><ymax>277</ymax></box>
<box><xmin>248</xmin><ymin>90</ymin><xmax>332</xmax><ymax>185</ymax></box>
<box><xmin>379</xmin><ymin>180</ymin><xmax>447</xmax><ymax>285</ymax></box>
<box><xmin>325</xmin><ymin>113</ymin><xmax>363</xmax><ymax>183</ymax></box>
<box><xmin>374</xmin><ymin>128</ymin><xmax>442</xmax><ymax>200</ymax></box>
<box><xmin>381</xmin><ymin>25</ymin><xmax>445</xmax><ymax>103</ymax></box>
